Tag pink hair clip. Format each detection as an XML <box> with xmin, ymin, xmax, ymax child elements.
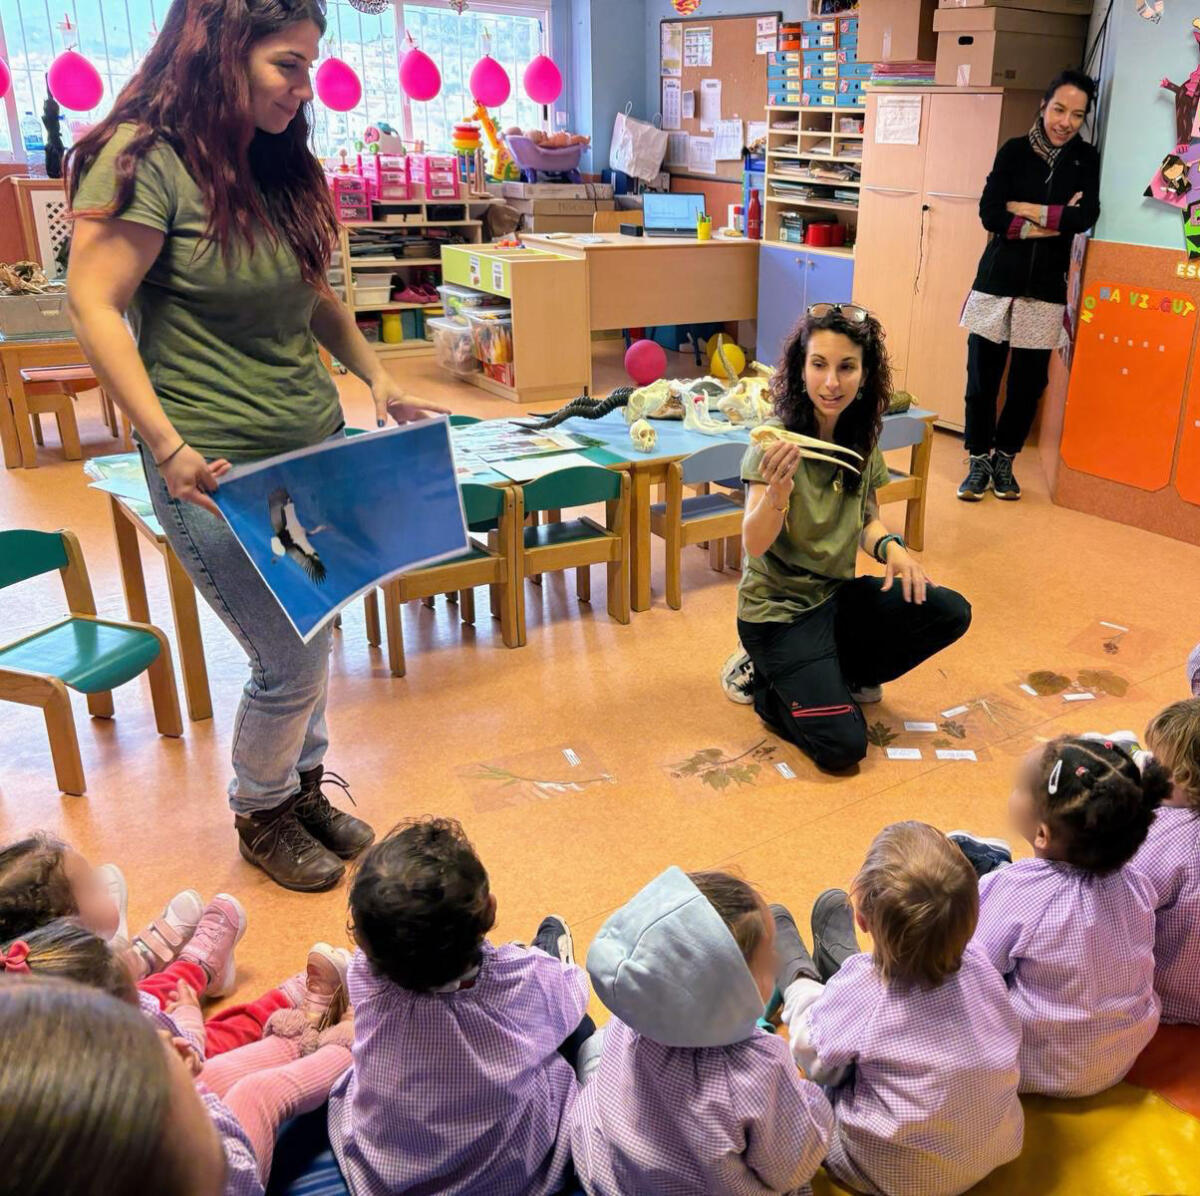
<box><xmin>0</xmin><ymin>941</ymin><xmax>31</xmax><ymax>974</ymax></box>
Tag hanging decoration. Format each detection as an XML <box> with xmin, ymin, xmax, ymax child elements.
<box><xmin>0</xmin><ymin>59</ymin><xmax>10</xmax><ymax>101</ymax></box>
<box><xmin>48</xmin><ymin>49</ymin><xmax>104</xmax><ymax>111</ymax></box>
<box><xmin>672</xmin><ymin>0</ymin><xmax>702</xmax><ymax>14</ymax></box>
<box><xmin>347</xmin><ymin>0</ymin><xmax>389</xmax><ymax>14</ymax></box>
<box><xmin>470</xmin><ymin>32</ymin><xmax>511</xmax><ymax>108</ymax></box>
<box><xmin>524</xmin><ymin>54</ymin><xmax>562</xmax><ymax>105</ymax></box>
<box><xmin>315</xmin><ymin>57</ymin><xmax>362</xmax><ymax>111</ymax></box>
<box><xmin>447</xmin><ymin>0</ymin><xmax>469</xmax><ymax>11</ymax></box>
<box><xmin>399</xmin><ymin>32</ymin><xmax>441</xmax><ymax>102</ymax></box>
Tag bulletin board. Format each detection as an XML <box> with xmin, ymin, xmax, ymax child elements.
<box><xmin>659</xmin><ymin>12</ymin><xmax>781</xmax><ymax>183</ymax></box>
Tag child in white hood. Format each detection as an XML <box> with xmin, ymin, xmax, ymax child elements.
<box><xmin>571</xmin><ymin>867</ymin><xmax>832</xmax><ymax>1196</ymax></box>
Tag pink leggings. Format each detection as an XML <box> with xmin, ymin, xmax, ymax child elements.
<box><xmin>200</xmin><ymin>1036</ymin><xmax>352</xmax><ymax>1184</ymax></box>
<box><xmin>139</xmin><ymin>961</ymin><xmax>292</xmax><ymax>1057</ymax></box>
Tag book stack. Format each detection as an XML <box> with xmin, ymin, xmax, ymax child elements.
<box><xmin>870</xmin><ymin>60</ymin><xmax>937</xmax><ymax>87</ymax></box>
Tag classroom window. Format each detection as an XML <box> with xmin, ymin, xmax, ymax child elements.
<box><xmin>398</xmin><ymin>1</ymin><xmax>550</xmax><ymax>152</ymax></box>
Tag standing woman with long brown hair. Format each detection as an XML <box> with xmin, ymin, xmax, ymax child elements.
<box><xmin>66</xmin><ymin>0</ymin><xmax>443</xmax><ymax>892</ymax></box>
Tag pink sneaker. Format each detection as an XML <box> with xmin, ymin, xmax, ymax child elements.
<box><xmin>179</xmin><ymin>894</ymin><xmax>248</xmax><ymax>998</ymax></box>
<box><xmin>301</xmin><ymin>943</ymin><xmax>351</xmax><ymax>1030</ymax></box>
<box><xmin>130</xmin><ymin>888</ymin><xmax>204</xmax><ymax>979</ymax></box>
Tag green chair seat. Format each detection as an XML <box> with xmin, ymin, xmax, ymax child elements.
<box><xmin>413</xmin><ymin>543</ymin><xmax>492</xmax><ymax>570</ymax></box>
<box><xmin>523</xmin><ymin>520</ymin><xmax>612</xmax><ymax>550</ymax></box>
<box><xmin>0</xmin><ymin>619</ymin><xmax>162</xmax><ymax>694</ymax></box>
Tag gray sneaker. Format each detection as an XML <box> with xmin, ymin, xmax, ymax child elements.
<box><xmin>811</xmin><ymin>889</ymin><xmax>860</xmax><ymax>982</ymax></box>
<box><xmin>721</xmin><ymin>647</ymin><xmax>755</xmax><ymax>705</ymax></box>
<box><xmin>990</xmin><ymin>451</ymin><xmax>1021</xmax><ymax>500</ymax></box>
<box><xmin>849</xmin><ymin>684</ymin><xmax>883</xmax><ymax>705</ymax></box>
<box><xmin>957</xmin><ymin>454</ymin><xmax>993</xmax><ymax>501</ymax></box>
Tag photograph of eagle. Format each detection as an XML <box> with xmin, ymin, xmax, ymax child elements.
<box><xmin>268</xmin><ymin>488</ymin><xmax>328</xmax><ymax>584</ymax></box>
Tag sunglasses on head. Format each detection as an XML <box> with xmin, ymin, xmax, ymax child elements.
<box><xmin>807</xmin><ymin>302</ymin><xmax>870</xmax><ymax>324</ymax></box>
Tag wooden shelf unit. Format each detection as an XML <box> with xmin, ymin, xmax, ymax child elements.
<box><xmin>332</xmin><ymin>195</ymin><xmax>493</xmax><ymax>359</ymax></box>
<box><xmin>763</xmin><ymin>105</ymin><xmax>865</xmax><ymax>251</ymax></box>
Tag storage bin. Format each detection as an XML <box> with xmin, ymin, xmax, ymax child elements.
<box><xmin>802</xmin><ymin>49</ymin><xmax>838</xmax><ymax>63</ymax></box>
<box><xmin>429</xmin><ymin>316</ymin><xmax>479</xmax><ymax>377</ymax></box>
<box><xmin>932</xmin><ymin>6</ymin><xmax>1086</xmax><ymax>88</ymax></box>
<box><xmin>437</xmin><ymin>283</ymin><xmax>509</xmax><ymax>317</ymax></box>
<box><xmin>0</xmin><ymin>290</ymin><xmax>71</xmax><ymax>339</ymax></box>
<box><xmin>769</xmin><ymin>51</ymin><xmax>801</xmax><ymax>65</ymax></box>
<box><xmin>465</xmin><ymin>309</ymin><xmax>514</xmax><ymax>388</ymax></box>
<box><xmin>356</xmin><ymin>317</ymin><xmax>381</xmax><ymax>342</ymax></box>
<box><xmin>353</xmin><ymin>272</ymin><xmax>394</xmax><ymax>306</ymax></box>
<box><xmin>802</xmin><ymin>19</ymin><xmax>837</xmax><ymax>33</ymax></box>
<box><xmin>803</xmin><ymin>64</ymin><xmax>837</xmax><ymax>79</ymax></box>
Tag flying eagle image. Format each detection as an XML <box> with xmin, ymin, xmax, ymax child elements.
<box><xmin>268</xmin><ymin>488</ymin><xmax>328</xmax><ymax>584</ymax></box>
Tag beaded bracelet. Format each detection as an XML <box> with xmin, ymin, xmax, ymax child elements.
<box><xmin>874</xmin><ymin>533</ymin><xmax>905</xmax><ymax>564</ymax></box>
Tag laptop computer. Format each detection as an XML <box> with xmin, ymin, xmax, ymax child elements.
<box><xmin>643</xmin><ymin>192</ymin><xmax>707</xmax><ymax>238</ymax></box>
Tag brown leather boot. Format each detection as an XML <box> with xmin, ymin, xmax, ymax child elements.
<box><xmin>295</xmin><ymin>766</ymin><xmax>375</xmax><ymax>860</ymax></box>
<box><xmin>236</xmin><ymin>795</ymin><xmax>345</xmax><ymax>892</ymax></box>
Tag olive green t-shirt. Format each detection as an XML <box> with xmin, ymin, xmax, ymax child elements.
<box><xmin>737</xmin><ymin>427</ymin><xmax>890</xmax><ymax>623</ymax></box>
<box><xmin>73</xmin><ymin>124</ymin><xmax>342</xmax><ymax>462</ymax></box>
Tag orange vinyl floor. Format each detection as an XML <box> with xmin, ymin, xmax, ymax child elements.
<box><xmin>2</xmin><ymin>341</ymin><xmax>1199</xmax><ymax>1192</ymax></box>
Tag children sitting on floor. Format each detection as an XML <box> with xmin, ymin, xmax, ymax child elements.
<box><xmin>0</xmin><ymin>924</ymin><xmax>354</xmax><ymax>1195</ymax></box>
<box><xmin>971</xmin><ymin>735</ymin><xmax>1168</xmax><ymax>1097</ymax></box>
<box><xmin>327</xmin><ymin>816</ymin><xmax>590</xmax><ymax>1196</ymax></box>
<box><xmin>1132</xmin><ymin>700</ymin><xmax>1200</xmax><ymax>1025</ymax></box>
<box><xmin>571</xmin><ymin>867</ymin><xmax>832</xmax><ymax>1196</ymax></box>
<box><xmin>778</xmin><ymin>822</ymin><xmax>1023</xmax><ymax>1196</ymax></box>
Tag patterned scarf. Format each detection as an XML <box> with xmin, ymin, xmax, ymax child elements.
<box><xmin>1028</xmin><ymin>117</ymin><xmax>1063</xmax><ymax>167</ymax></box>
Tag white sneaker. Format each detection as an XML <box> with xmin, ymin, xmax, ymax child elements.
<box><xmin>849</xmin><ymin>684</ymin><xmax>883</xmax><ymax>705</ymax></box>
<box><xmin>131</xmin><ymin>888</ymin><xmax>205</xmax><ymax>977</ymax></box>
<box><xmin>96</xmin><ymin>864</ymin><xmax>128</xmax><ymax>943</ymax></box>
<box><xmin>721</xmin><ymin>648</ymin><xmax>755</xmax><ymax>705</ymax></box>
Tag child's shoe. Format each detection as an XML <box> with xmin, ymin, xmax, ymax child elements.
<box><xmin>96</xmin><ymin>864</ymin><xmax>129</xmax><ymax>943</ymax></box>
<box><xmin>301</xmin><ymin>943</ymin><xmax>351</xmax><ymax>1030</ymax></box>
<box><xmin>811</xmin><ymin>889</ymin><xmax>860</xmax><ymax>982</ymax></box>
<box><xmin>532</xmin><ymin>915</ymin><xmax>575</xmax><ymax>965</ymax></box>
<box><xmin>179</xmin><ymin>894</ymin><xmax>247</xmax><ymax>998</ymax></box>
<box><xmin>769</xmin><ymin>903</ymin><xmax>820</xmax><ymax>990</ymax></box>
<box><xmin>129</xmin><ymin>888</ymin><xmax>205</xmax><ymax>979</ymax></box>
<box><xmin>947</xmin><ymin>831</ymin><xmax>1013</xmax><ymax>878</ymax></box>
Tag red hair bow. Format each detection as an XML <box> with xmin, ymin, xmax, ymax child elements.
<box><xmin>0</xmin><ymin>941</ymin><xmax>31</xmax><ymax>974</ymax></box>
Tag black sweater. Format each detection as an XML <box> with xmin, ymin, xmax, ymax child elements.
<box><xmin>971</xmin><ymin>134</ymin><xmax>1101</xmax><ymax>305</ymax></box>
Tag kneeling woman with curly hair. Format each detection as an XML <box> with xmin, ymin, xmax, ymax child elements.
<box><xmin>724</xmin><ymin>303</ymin><xmax>972</xmax><ymax>772</ymax></box>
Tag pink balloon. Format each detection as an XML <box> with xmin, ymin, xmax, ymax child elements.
<box><xmin>48</xmin><ymin>50</ymin><xmax>103</xmax><ymax>112</ymax></box>
<box><xmin>315</xmin><ymin>58</ymin><xmax>362</xmax><ymax>112</ymax></box>
<box><xmin>625</xmin><ymin>339</ymin><xmax>667</xmax><ymax>387</ymax></box>
<box><xmin>470</xmin><ymin>55</ymin><xmax>511</xmax><ymax>108</ymax></box>
<box><xmin>0</xmin><ymin>59</ymin><xmax>10</xmax><ymax>102</ymax></box>
<box><xmin>399</xmin><ymin>46</ymin><xmax>441</xmax><ymax>102</ymax></box>
<box><xmin>523</xmin><ymin>54</ymin><xmax>562</xmax><ymax>105</ymax></box>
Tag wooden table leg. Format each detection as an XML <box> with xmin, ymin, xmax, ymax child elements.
<box><xmin>6</xmin><ymin>360</ymin><xmax>39</xmax><ymax>469</ymax></box>
<box><xmin>0</xmin><ymin>356</ymin><xmax>26</xmax><ymax>469</ymax></box>
<box><xmin>630</xmin><ymin>466</ymin><xmax>653</xmax><ymax>612</ymax></box>
<box><xmin>163</xmin><ymin>547</ymin><xmax>213</xmax><ymax>722</ymax></box>
<box><xmin>111</xmin><ymin>497</ymin><xmax>152</xmax><ymax>624</ymax></box>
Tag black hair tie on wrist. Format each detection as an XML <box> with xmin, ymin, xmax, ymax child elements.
<box><xmin>155</xmin><ymin>442</ymin><xmax>186</xmax><ymax>468</ymax></box>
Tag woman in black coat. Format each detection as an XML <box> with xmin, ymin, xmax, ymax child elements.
<box><xmin>957</xmin><ymin>70</ymin><xmax>1101</xmax><ymax>502</ymax></box>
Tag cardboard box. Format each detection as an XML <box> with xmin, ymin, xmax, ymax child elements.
<box><xmin>938</xmin><ymin>0</ymin><xmax>1091</xmax><ymax>12</ymax></box>
<box><xmin>802</xmin><ymin>18</ymin><xmax>837</xmax><ymax>33</ymax></box>
<box><xmin>802</xmin><ymin>64</ymin><xmax>837</xmax><ymax>79</ymax></box>
<box><xmin>803</xmin><ymin>49</ymin><xmax>838</xmax><ymax>63</ymax></box>
<box><xmin>858</xmin><ymin>0</ymin><xmax>939</xmax><ymax>64</ymax></box>
<box><xmin>933</xmin><ymin>6</ymin><xmax>1086</xmax><ymax>88</ymax></box>
<box><xmin>500</xmin><ymin>182</ymin><xmax>590</xmax><ymax>199</ymax></box>
<box><xmin>520</xmin><ymin>214</ymin><xmax>596</xmax><ymax>233</ymax></box>
<box><xmin>506</xmin><ymin>198</ymin><xmax>605</xmax><ymax>216</ymax></box>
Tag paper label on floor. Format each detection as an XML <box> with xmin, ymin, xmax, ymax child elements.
<box><xmin>886</xmin><ymin>747</ymin><xmax>922</xmax><ymax>760</ymax></box>
<box><xmin>942</xmin><ymin>705</ymin><xmax>969</xmax><ymax>718</ymax></box>
<box><xmin>1019</xmin><ymin>683</ymin><xmax>1039</xmax><ymax>697</ymax></box>
<box><xmin>1064</xmin><ymin>692</ymin><xmax>1096</xmax><ymax>702</ymax></box>
<box><xmin>936</xmin><ymin>749</ymin><xmax>978</xmax><ymax>761</ymax></box>
<box><xmin>775</xmin><ymin>761</ymin><xmax>796</xmax><ymax>779</ymax></box>
<box><xmin>904</xmin><ymin>721</ymin><xmax>938</xmax><ymax>732</ymax></box>
<box><xmin>562</xmin><ymin>748</ymin><xmax>580</xmax><ymax>767</ymax></box>
<box><xmin>1099</xmin><ymin>620</ymin><xmax>1130</xmax><ymax>632</ymax></box>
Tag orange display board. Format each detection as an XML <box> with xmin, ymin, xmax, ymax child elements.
<box><xmin>1176</xmin><ymin>338</ymin><xmax>1200</xmax><ymax>506</ymax></box>
<box><xmin>1061</xmin><ymin>282</ymin><xmax>1197</xmax><ymax>491</ymax></box>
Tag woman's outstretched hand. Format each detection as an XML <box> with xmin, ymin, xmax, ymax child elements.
<box><xmin>160</xmin><ymin>444</ymin><xmax>230</xmax><ymax>517</ymax></box>
<box><xmin>882</xmin><ymin>542</ymin><xmax>931</xmax><ymax>605</ymax></box>
<box><xmin>761</xmin><ymin>439</ymin><xmax>802</xmax><ymax>509</ymax></box>
<box><xmin>370</xmin><ymin>374</ymin><xmax>450</xmax><ymax>426</ymax></box>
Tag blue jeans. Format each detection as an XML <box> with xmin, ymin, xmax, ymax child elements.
<box><xmin>140</xmin><ymin>446</ymin><xmax>332</xmax><ymax>816</ymax></box>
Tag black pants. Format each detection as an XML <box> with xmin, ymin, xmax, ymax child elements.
<box><xmin>963</xmin><ymin>333</ymin><xmax>1051</xmax><ymax>457</ymax></box>
<box><xmin>737</xmin><ymin>578</ymin><xmax>972</xmax><ymax>773</ymax></box>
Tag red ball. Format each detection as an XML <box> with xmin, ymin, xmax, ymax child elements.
<box><xmin>624</xmin><ymin>338</ymin><xmax>667</xmax><ymax>387</ymax></box>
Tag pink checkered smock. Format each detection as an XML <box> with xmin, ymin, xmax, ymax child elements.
<box><xmin>975</xmin><ymin>857</ymin><xmax>1160</xmax><ymax>1097</ymax></box>
<box><xmin>1130</xmin><ymin>805</ymin><xmax>1200</xmax><ymax>1024</ymax></box>
<box><xmin>328</xmin><ymin>942</ymin><xmax>589</xmax><ymax>1195</ymax></box>
<box><xmin>801</xmin><ymin>946</ymin><xmax>1024</xmax><ymax>1196</ymax></box>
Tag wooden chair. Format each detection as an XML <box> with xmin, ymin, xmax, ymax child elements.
<box><xmin>877</xmin><ymin>409</ymin><xmax>936</xmax><ymax>552</ymax></box>
<box><xmin>381</xmin><ymin>483</ymin><xmax>521</xmax><ymax>677</ymax></box>
<box><xmin>0</xmin><ymin>529</ymin><xmax>183</xmax><ymax>795</ymax></box>
<box><xmin>515</xmin><ymin>466</ymin><xmax>631</xmax><ymax>628</ymax></box>
<box><xmin>649</xmin><ymin>442</ymin><xmax>746</xmax><ymax>610</ymax></box>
